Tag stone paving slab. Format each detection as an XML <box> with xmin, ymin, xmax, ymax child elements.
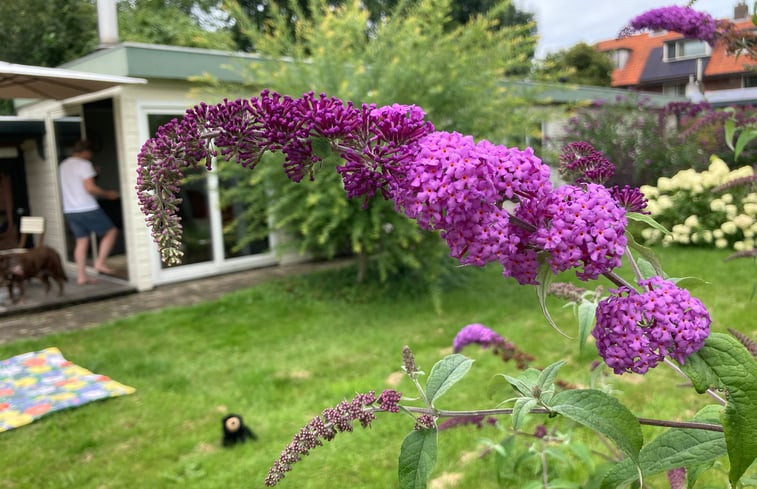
<box><xmin>0</xmin><ymin>259</ymin><xmax>352</xmax><ymax>345</ymax></box>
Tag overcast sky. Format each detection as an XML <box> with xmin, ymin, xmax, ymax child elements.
<box><xmin>512</xmin><ymin>0</ymin><xmax>741</xmax><ymax>58</ymax></box>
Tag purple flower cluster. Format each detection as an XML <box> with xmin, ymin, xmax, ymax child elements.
<box><xmin>394</xmin><ymin>131</ymin><xmax>551</xmax><ymax>267</ymax></box>
<box><xmin>264</xmin><ymin>389</ymin><xmax>401</xmax><ymax>486</ymax></box>
<box><xmin>453</xmin><ymin>323</ymin><xmax>508</xmax><ymax>352</ymax></box>
<box><xmin>559</xmin><ymin>141</ymin><xmax>615</xmax><ymax>184</ymax></box>
<box><xmin>630</xmin><ymin>6</ymin><xmax>718</xmax><ymax>45</ymax></box>
<box><xmin>609</xmin><ymin>185</ymin><xmax>649</xmax><ymax>213</ymax></box>
<box><xmin>507</xmin><ymin>184</ymin><xmax>628</xmax><ymax>282</ymax></box>
<box><xmin>592</xmin><ymin>276</ymin><xmax>711</xmax><ymax>374</ymax></box>
<box><xmin>137</xmin><ymin>91</ymin><xmax>433</xmax><ymax>264</ymax></box>
<box><xmin>138</xmin><ymin>90</ymin><xmax>632</xmax><ymax>285</ymax></box>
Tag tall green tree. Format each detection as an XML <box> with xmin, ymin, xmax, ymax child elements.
<box><xmin>535</xmin><ymin>42</ymin><xmax>613</xmax><ymax>86</ymax></box>
<box><xmin>117</xmin><ymin>0</ymin><xmax>236</xmax><ymax>50</ymax></box>
<box><xmin>228</xmin><ymin>0</ymin><xmax>534</xmax><ymax>53</ymax></box>
<box><xmin>0</xmin><ymin>0</ymin><xmax>98</xmax><ymax>68</ymax></box>
<box><xmin>218</xmin><ymin>0</ymin><xmax>538</xmax><ymax>288</ymax></box>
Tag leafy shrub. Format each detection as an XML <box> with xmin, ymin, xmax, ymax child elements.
<box><xmin>558</xmin><ymin>99</ymin><xmax>756</xmax><ymax>187</ymax></box>
<box><xmin>639</xmin><ymin>156</ymin><xmax>756</xmax><ymax>251</ymax></box>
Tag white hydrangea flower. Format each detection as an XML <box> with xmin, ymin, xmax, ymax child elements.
<box><xmin>684</xmin><ymin>215</ymin><xmax>700</xmax><ymax>228</ymax></box>
<box><xmin>725</xmin><ymin>204</ymin><xmax>738</xmax><ymax>219</ymax></box>
<box><xmin>721</xmin><ymin>193</ymin><xmax>733</xmax><ymax>204</ymax></box>
<box><xmin>713</xmin><ymin>229</ymin><xmax>724</xmax><ymax>239</ymax></box>
<box><xmin>710</xmin><ymin>198</ymin><xmax>726</xmax><ymax>212</ymax></box>
<box><xmin>721</xmin><ymin>221</ymin><xmax>738</xmax><ymax>235</ymax></box>
<box><xmin>658</xmin><ymin>195</ymin><xmax>674</xmax><ymax>210</ymax></box>
<box><xmin>657</xmin><ymin>177</ymin><xmax>673</xmax><ymax>192</ymax></box>
<box><xmin>640</xmin><ymin>185</ymin><xmax>658</xmax><ymax>199</ymax></box>
<box><xmin>715</xmin><ymin>238</ymin><xmax>729</xmax><ymax>249</ymax></box>
<box><xmin>733</xmin><ymin>214</ymin><xmax>754</xmax><ymax>230</ymax></box>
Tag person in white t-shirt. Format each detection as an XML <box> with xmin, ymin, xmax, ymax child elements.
<box><xmin>58</xmin><ymin>140</ymin><xmax>120</xmax><ymax>285</ymax></box>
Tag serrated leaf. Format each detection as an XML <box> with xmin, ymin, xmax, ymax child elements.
<box><xmin>549</xmin><ymin>389</ymin><xmax>643</xmax><ymax>464</ymax></box>
<box><xmin>398</xmin><ymin>429</ymin><xmax>437</xmax><ymax>489</ymax></box>
<box><xmin>512</xmin><ymin>397</ymin><xmax>537</xmax><ymax>430</ymax></box>
<box><xmin>424</xmin><ymin>354</ymin><xmax>474</xmax><ymax>405</ymax></box>
<box><xmin>578</xmin><ymin>301</ymin><xmax>597</xmax><ymax>353</ymax></box>
<box><xmin>600</xmin><ymin>405</ymin><xmax>726</xmax><ymax>489</ymax></box>
<box><xmin>679</xmin><ymin>333</ymin><xmax>757</xmax><ymax>485</ymax></box>
<box><xmin>626</xmin><ymin>212</ymin><xmax>671</xmax><ymax>236</ymax></box>
<box><xmin>536</xmin><ymin>262</ymin><xmax>571</xmax><ymax>338</ymax></box>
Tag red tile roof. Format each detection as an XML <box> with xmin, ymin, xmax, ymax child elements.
<box><xmin>595</xmin><ymin>19</ymin><xmax>757</xmax><ymax>87</ymax></box>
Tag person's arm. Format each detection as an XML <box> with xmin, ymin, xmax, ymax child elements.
<box><xmin>83</xmin><ymin>177</ymin><xmax>119</xmax><ymax>200</ymax></box>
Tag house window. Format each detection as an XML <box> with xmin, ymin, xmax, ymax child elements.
<box><xmin>608</xmin><ymin>49</ymin><xmax>630</xmax><ymax>69</ymax></box>
<box><xmin>664</xmin><ymin>39</ymin><xmax>711</xmax><ymax>61</ymax></box>
<box><xmin>744</xmin><ymin>75</ymin><xmax>757</xmax><ymax>88</ymax></box>
<box><xmin>662</xmin><ymin>83</ymin><xmax>687</xmax><ymax>96</ymax></box>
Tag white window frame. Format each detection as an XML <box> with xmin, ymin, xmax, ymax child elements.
<box><xmin>663</xmin><ymin>39</ymin><xmax>712</xmax><ymax>62</ymax></box>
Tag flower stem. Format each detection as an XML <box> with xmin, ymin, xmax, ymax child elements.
<box><xmin>400</xmin><ymin>406</ymin><xmax>724</xmax><ymax>432</ymax></box>
<box><xmin>624</xmin><ymin>246</ymin><xmax>645</xmax><ymax>283</ymax></box>
<box><xmin>663</xmin><ymin>357</ymin><xmax>727</xmax><ymax>406</ymax></box>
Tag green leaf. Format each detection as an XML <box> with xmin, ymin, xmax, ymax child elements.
<box><xmin>669</xmin><ymin>276</ymin><xmax>709</xmax><ymax>290</ymax></box>
<box><xmin>424</xmin><ymin>354</ymin><xmax>474</xmax><ymax>406</ymax></box>
<box><xmin>724</xmin><ymin>118</ymin><xmax>737</xmax><ymax>151</ymax></box>
<box><xmin>500</xmin><ymin>368</ymin><xmax>541</xmax><ymax>397</ymax></box>
<box><xmin>577</xmin><ymin>301</ymin><xmax>597</xmax><ymax>353</ymax></box>
<box><xmin>735</xmin><ymin>128</ymin><xmax>757</xmax><ymax>160</ymax></box>
<box><xmin>679</xmin><ymin>333</ymin><xmax>757</xmax><ymax>485</ymax></box>
<box><xmin>626</xmin><ymin>212</ymin><xmax>671</xmax><ymax>236</ymax></box>
<box><xmin>636</xmin><ymin>256</ymin><xmax>657</xmax><ymax>280</ymax></box>
<box><xmin>600</xmin><ymin>405</ymin><xmax>726</xmax><ymax>489</ymax></box>
<box><xmin>536</xmin><ymin>261</ymin><xmax>571</xmax><ymax>338</ymax></box>
<box><xmin>512</xmin><ymin>397</ymin><xmax>537</xmax><ymax>430</ymax></box>
<box><xmin>549</xmin><ymin>389</ymin><xmax>643</xmax><ymax>464</ymax></box>
<box><xmin>536</xmin><ymin>360</ymin><xmax>567</xmax><ymax>402</ymax></box>
<box><xmin>398</xmin><ymin>429</ymin><xmax>437</xmax><ymax>489</ymax></box>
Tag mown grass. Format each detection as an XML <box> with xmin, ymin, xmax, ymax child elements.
<box><xmin>0</xmin><ymin>247</ymin><xmax>754</xmax><ymax>489</ymax></box>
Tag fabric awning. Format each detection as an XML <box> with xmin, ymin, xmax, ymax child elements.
<box><xmin>0</xmin><ymin>61</ymin><xmax>147</xmax><ymax>100</ymax></box>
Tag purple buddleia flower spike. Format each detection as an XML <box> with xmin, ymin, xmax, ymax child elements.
<box><xmin>629</xmin><ymin>6</ymin><xmax>718</xmax><ymax>45</ymax></box>
<box><xmin>559</xmin><ymin>141</ymin><xmax>615</xmax><ymax>185</ymax></box>
<box><xmin>264</xmin><ymin>389</ymin><xmax>401</xmax><ymax>486</ymax></box>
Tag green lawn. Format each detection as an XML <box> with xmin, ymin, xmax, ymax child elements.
<box><xmin>0</xmin><ymin>247</ymin><xmax>754</xmax><ymax>489</ymax></box>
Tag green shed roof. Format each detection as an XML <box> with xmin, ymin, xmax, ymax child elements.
<box><xmin>60</xmin><ymin>42</ymin><xmax>264</xmax><ymax>83</ymax></box>
<box><xmin>506</xmin><ymin>80</ymin><xmax>686</xmax><ymax>108</ymax></box>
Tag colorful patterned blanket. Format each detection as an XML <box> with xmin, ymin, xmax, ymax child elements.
<box><xmin>0</xmin><ymin>347</ymin><xmax>135</xmax><ymax>432</ymax></box>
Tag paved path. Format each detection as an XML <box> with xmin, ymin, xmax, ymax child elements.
<box><xmin>0</xmin><ymin>259</ymin><xmax>351</xmax><ymax>345</ymax></box>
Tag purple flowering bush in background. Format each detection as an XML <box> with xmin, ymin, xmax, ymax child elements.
<box><xmin>135</xmin><ymin>4</ymin><xmax>757</xmax><ymax>487</ymax></box>
<box><xmin>629</xmin><ymin>6</ymin><xmax>718</xmax><ymax>45</ymax></box>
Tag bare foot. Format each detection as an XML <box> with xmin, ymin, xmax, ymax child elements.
<box><xmin>77</xmin><ymin>277</ymin><xmax>98</xmax><ymax>285</ymax></box>
<box><xmin>94</xmin><ymin>264</ymin><xmax>116</xmax><ymax>275</ymax></box>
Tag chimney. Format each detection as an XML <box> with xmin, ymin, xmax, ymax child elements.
<box><xmin>96</xmin><ymin>0</ymin><xmax>119</xmax><ymax>49</ymax></box>
<box><xmin>734</xmin><ymin>2</ymin><xmax>749</xmax><ymax>20</ymax></box>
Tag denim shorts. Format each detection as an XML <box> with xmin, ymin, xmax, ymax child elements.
<box><xmin>64</xmin><ymin>208</ymin><xmax>115</xmax><ymax>238</ymax></box>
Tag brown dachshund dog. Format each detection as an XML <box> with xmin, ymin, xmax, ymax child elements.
<box><xmin>0</xmin><ymin>246</ymin><xmax>67</xmax><ymax>303</ymax></box>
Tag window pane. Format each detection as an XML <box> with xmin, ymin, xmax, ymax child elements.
<box><xmin>681</xmin><ymin>40</ymin><xmax>707</xmax><ymax>57</ymax></box>
<box><xmin>666</xmin><ymin>42</ymin><xmax>677</xmax><ymax>59</ymax></box>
